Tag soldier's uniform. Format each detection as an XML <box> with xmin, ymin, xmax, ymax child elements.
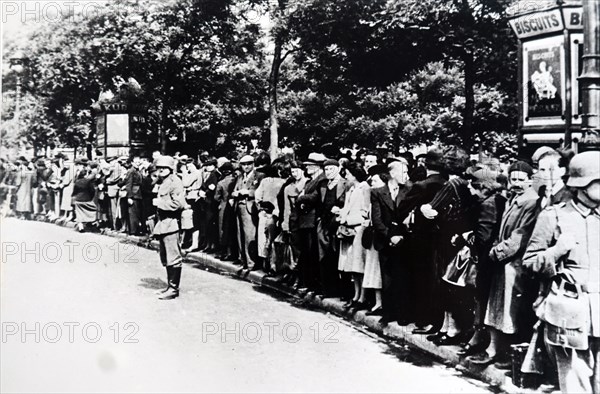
<box><xmin>153</xmin><ymin>156</ymin><xmax>187</xmax><ymax>300</ymax></box>
<box><xmin>524</xmin><ymin>151</ymin><xmax>600</xmax><ymax>393</ymax></box>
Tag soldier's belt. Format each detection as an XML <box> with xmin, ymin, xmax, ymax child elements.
<box><xmin>157</xmin><ymin>209</ymin><xmax>181</xmax><ymax>219</ymax></box>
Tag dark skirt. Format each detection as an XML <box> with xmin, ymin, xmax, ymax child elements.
<box><xmin>74</xmin><ymin>200</ymin><xmax>97</xmax><ymax>223</ymax></box>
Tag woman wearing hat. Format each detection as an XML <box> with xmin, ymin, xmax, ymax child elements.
<box><xmin>15</xmin><ymin>160</ymin><xmax>37</xmax><ymax>220</ymax></box>
<box><xmin>72</xmin><ymin>158</ymin><xmax>97</xmax><ymax>232</ymax></box>
<box><xmin>337</xmin><ymin>161</ymin><xmax>371</xmax><ymax>309</ymax></box>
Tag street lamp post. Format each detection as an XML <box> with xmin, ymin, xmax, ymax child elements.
<box><xmin>9</xmin><ymin>51</ymin><xmax>27</xmax><ymax>123</ymax></box>
<box><xmin>579</xmin><ymin>0</ymin><xmax>600</xmax><ymax>151</ymax></box>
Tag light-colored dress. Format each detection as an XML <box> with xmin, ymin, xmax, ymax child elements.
<box><xmin>16</xmin><ymin>168</ymin><xmax>35</xmax><ymax>213</ymax></box>
<box><xmin>338</xmin><ymin>181</ymin><xmax>370</xmax><ymax>274</ymax></box>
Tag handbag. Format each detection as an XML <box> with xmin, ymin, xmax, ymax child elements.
<box><xmin>336</xmin><ymin>224</ymin><xmax>356</xmax><ymax>240</ymax></box>
<box><xmin>442</xmin><ymin>244</ymin><xmax>477</xmax><ymax>288</ymax></box>
<box><xmin>362</xmin><ymin>226</ymin><xmax>374</xmax><ymax>249</ymax></box>
<box><xmin>536</xmin><ymin>274</ymin><xmax>589</xmax><ymax>350</ymax></box>
<box><xmin>180</xmin><ymin>208</ymin><xmax>194</xmax><ymax>230</ymax></box>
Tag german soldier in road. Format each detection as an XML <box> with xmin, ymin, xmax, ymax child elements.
<box><xmin>153</xmin><ymin>155</ymin><xmax>187</xmax><ymax>300</ymax></box>
<box><xmin>524</xmin><ymin>151</ymin><xmax>600</xmax><ymax>393</ymax></box>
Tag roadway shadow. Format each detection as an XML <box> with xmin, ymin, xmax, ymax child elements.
<box><xmin>139</xmin><ymin>277</ymin><xmax>167</xmax><ymax>290</ymax></box>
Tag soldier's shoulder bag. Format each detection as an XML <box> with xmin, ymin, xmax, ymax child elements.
<box><xmin>537</xmin><ymin>273</ymin><xmax>589</xmax><ymax>350</ymax></box>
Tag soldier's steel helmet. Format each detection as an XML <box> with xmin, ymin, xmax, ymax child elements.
<box><xmin>566</xmin><ymin>151</ymin><xmax>600</xmax><ymax>188</ymax></box>
<box><xmin>155</xmin><ymin>155</ymin><xmax>175</xmax><ymax>171</ymax></box>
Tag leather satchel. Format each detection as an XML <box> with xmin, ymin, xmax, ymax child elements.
<box><xmin>442</xmin><ymin>244</ymin><xmax>477</xmax><ymax>288</ymax></box>
<box><xmin>180</xmin><ymin>208</ymin><xmax>194</xmax><ymax>230</ymax></box>
<box><xmin>537</xmin><ymin>275</ymin><xmax>589</xmax><ymax>350</ymax></box>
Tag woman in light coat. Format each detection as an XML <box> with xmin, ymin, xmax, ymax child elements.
<box><xmin>15</xmin><ymin>161</ymin><xmax>36</xmax><ymax>219</ymax></box>
<box><xmin>337</xmin><ymin>162</ymin><xmax>370</xmax><ymax>309</ymax></box>
<box><xmin>358</xmin><ymin>167</ymin><xmax>388</xmax><ymax>315</ymax></box>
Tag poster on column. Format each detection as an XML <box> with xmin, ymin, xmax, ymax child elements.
<box><xmin>523</xmin><ymin>35</ymin><xmax>565</xmax><ymax>126</ymax></box>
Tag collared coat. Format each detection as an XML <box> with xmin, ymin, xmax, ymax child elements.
<box><xmin>152</xmin><ymin>174</ymin><xmax>186</xmax><ymax>236</ymax></box>
<box><xmin>485</xmin><ymin>187</ymin><xmax>541</xmax><ymax>334</ymax></box>
<box><xmin>296</xmin><ymin>172</ymin><xmax>327</xmax><ymax>230</ymax></box>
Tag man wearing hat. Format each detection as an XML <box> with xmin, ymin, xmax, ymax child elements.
<box><xmin>214</xmin><ymin>161</ymin><xmax>237</xmax><ymax>260</ymax></box>
<box><xmin>524</xmin><ymin>151</ymin><xmax>600</xmax><ymax>393</ymax></box>
<box><xmin>231</xmin><ymin>155</ymin><xmax>264</xmax><ymax>270</ymax></box>
<box><xmin>198</xmin><ymin>157</ymin><xmax>220</xmax><ymax>253</ymax></box>
<box><xmin>118</xmin><ymin>157</ymin><xmax>144</xmax><ymax>235</ymax></box>
<box><xmin>315</xmin><ymin>158</ymin><xmax>346</xmax><ymax>297</ymax></box>
<box><xmin>106</xmin><ymin>157</ymin><xmax>125</xmax><ymax>230</ymax></box>
<box><xmin>152</xmin><ymin>155</ymin><xmax>187</xmax><ymax>300</ymax></box>
<box><xmin>293</xmin><ymin>153</ymin><xmax>326</xmax><ymax>290</ymax></box>
<box><xmin>470</xmin><ymin>160</ymin><xmax>540</xmax><ymax>368</ymax></box>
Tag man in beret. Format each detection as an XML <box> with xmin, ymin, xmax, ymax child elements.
<box><xmin>470</xmin><ymin>160</ymin><xmax>541</xmax><ymax>368</ymax></box>
<box><xmin>231</xmin><ymin>155</ymin><xmax>265</xmax><ymax>270</ymax></box>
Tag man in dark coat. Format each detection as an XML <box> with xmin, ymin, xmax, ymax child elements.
<box><xmin>119</xmin><ymin>157</ymin><xmax>143</xmax><ymax>235</ymax></box>
<box><xmin>371</xmin><ymin>159</ymin><xmax>412</xmax><ymax>325</ymax></box>
<box><xmin>294</xmin><ymin>153</ymin><xmax>327</xmax><ymax>292</ymax></box>
<box><xmin>199</xmin><ymin>158</ymin><xmax>221</xmax><ymax>253</ymax></box>
<box><xmin>396</xmin><ymin>147</ymin><xmax>448</xmax><ymax>333</ymax></box>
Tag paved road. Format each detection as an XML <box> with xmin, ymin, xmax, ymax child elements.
<box><xmin>1</xmin><ymin>218</ymin><xmax>494</xmax><ymax>393</ymax></box>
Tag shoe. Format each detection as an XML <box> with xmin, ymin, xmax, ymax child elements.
<box><xmin>158</xmin><ymin>288</ymin><xmax>179</xmax><ymax>300</ymax></box>
<box><xmin>427</xmin><ymin>332</ymin><xmax>445</xmax><ymax>342</ymax></box>
<box><xmin>435</xmin><ymin>334</ymin><xmax>464</xmax><ymax>346</ymax></box>
<box><xmin>493</xmin><ymin>360</ymin><xmax>511</xmax><ymax>370</ymax></box>
<box><xmin>412</xmin><ymin>325</ymin><xmax>437</xmax><ymax>335</ymax></box>
<box><xmin>154</xmin><ymin>286</ymin><xmax>170</xmax><ymax>295</ymax></box>
<box><xmin>396</xmin><ymin>319</ymin><xmax>411</xmax><ymax>326</ymax></box>
<box><xmin>365</xmin><ymin>307</ymin><xmax>383</xmax><ymax>316</ymax></box>
<box><xmin>457</xmin><ymin>343</ymin><xmax>487</xmax><ymax>357</ymax></box>
<box><xmin>467</xmin><ymin>353</ymin><xmax>496</xmax><ymax>366</ymax></box>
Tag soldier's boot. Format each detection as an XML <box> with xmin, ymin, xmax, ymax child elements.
<box><xmin>154</xmin><ymin>267</ymin><xmax>171</xmax><ymax>295</ymax></box>
<box><xmin>159</xmin><ymin>266</ymin><xmax>180</xmax><ymax>300</ymax></box>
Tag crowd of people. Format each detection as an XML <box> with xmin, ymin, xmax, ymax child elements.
<box><xmin>0</xmin><ymin>144</ymin><xmax>598</xmax><ymax>393</ymax></box>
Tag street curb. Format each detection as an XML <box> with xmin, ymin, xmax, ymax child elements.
<box><xmin>34</xmin><ymin>216</ymin><xmax>548</xmax><ymax>393</ymax></box>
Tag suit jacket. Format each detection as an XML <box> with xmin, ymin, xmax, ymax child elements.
<box><xmin>296</xmin><ymin>172</ymin><xmax>327</xmax><ymax>229</ymax></box>
<box><xmin>120</xmin><ymin>167</ymin><xmax>142</xmax><ymax>199</ymax></box>
<box><xmin>371</xmin><ymin>183</ymin><xmax>411</xmax><ymax>251</ymax></box>
<box><xmin>396</xmin><ymin>173</ymin><xmax>447</xmax><ymax>234</ymax></box>
<box><xmin>491</xmin><ymin>187</ymin><xmax>540</xmax><ymax>264</ymax></box>
<box><xmin>233</xmin><ymin>169</ymin><xmax>264</xmax><ymax>200</ymax></box>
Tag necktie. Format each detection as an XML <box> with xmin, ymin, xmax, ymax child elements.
<box><xmin>391</xmin><ymin>186</ymin><xmax>398</xmax><ymax>201</ymax></box>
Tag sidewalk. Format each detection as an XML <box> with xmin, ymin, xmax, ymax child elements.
<box><xmin>36</xmin><ymin>216</ymin><xmax>557</xmax><ymax>394</ymax></box>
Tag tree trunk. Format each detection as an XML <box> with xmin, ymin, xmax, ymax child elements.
<box><xmin>269</xmin><ymin>36</ymin><xmax>282</xmax><ymax>161</ymax></box>
<box><xmin>159</xmin><ymin>99</ymin><xmax>167</xmax><ymax>154</ymax></box>
<box><xmin>463</xmin><ymin>51</ymin><xmax>475</xmax><ymax>149</ymax></box>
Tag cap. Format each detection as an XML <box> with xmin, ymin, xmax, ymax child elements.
<box><xmin>368</xmin><ymin>164</ymin><xmax>388</xmax><ymax>176</ymax></box>
<box><xmin>508</xmin><ymin>161</ymin><xmax>533</xmax><ymax>177</ymax></box>
<box><xmin>532</xmin><ymin>146</ymin><xmax>556</xmax><ymax>166</ymax></box>
<box><xmin>203</xmin><ymin>158</ymin><xmax>217</xmax><ymax>167</ymax></box>
<box><xmin>239</xmin><ymin>155</ymin><xmax>255</xmax><ymax>164</ymax></box>
<box><xmin>323</xmin><ymin>158</ymin><xmax>339</xmax><ymax>167</ymax></box>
